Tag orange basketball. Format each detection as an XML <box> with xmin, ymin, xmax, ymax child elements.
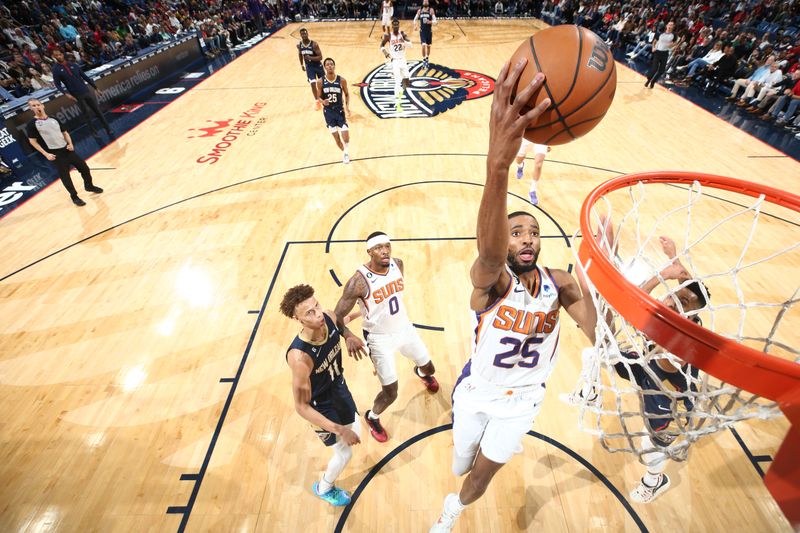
<box><xmin>510</xmin><ymin>25</ymin><xmax>617</xmax><ymax>145</ymax></box>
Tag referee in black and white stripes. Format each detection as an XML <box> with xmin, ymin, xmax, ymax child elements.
<box><xmin>25</xmin><ymin>98</ymin><xmax>104</xmax><ymax>206</ymax></box>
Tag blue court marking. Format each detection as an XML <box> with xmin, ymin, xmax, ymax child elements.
<box><xmin>0</xmin><ymin>154</ymin><xmax>606</xmax><ymax>283</ymax></box>
<box><xmin>323</xmin><ymin>178</ymin><xmax>574</xmax><ymax>254</ymax></box>
<box><xmin>333</xmin><ymin>424</ymin><xmax>649</xmax><ymax>533</ymax></box>
<box><xmin>167</xmin><ymin>241</ymin><xmax>291</xmax><ymax>532</ymax></box>
<box><xmin>728</xmin><ymin>426</ymin><xmax>773</xmax><ymax>478</ymax></box>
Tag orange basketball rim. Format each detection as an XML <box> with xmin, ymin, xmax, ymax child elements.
<box><xmin>578</xmin><ymin>171</ymin><xmax>800</xmax><ymax>528</ymax></box>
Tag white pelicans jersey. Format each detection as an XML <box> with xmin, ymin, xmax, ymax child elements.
<box><xmin>469</xmin><ymin>266</ymin><xmax>561</xmax><ymax>388</ymax></box>
<box><xmin>357</xmin><ymin>259</ymin><xmax>410</xmax><ymax>334</ymax></box>
<box><xmin>388</xmin><ymin>32</ymin><xmax>409</xmax><ymax>61</ymax></box>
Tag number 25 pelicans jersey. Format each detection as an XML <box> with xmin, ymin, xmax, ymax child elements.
<box><xmin>470</xmin><ymin>266</ymin><xmax>561</xmax><ymax>388</ymax></box>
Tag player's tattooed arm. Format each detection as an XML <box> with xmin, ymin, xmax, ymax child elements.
<box><xmin>334</xmin><ymin>273</ymin><xmax>369</xmax><ymax>360</ymax></box>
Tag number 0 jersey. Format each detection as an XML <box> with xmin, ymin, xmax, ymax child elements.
<box><xmin>469</xmin><ymin>266</ymin><xmax>561</xmax><ymax>388</ymax></box>
<box><xmin>357</xmin><ymin>259</ymin><xmax>411</xmax><ymax>335</ymax></box>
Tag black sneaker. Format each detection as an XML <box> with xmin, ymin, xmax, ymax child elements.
<box><xmin>86</xmin><ymin>185</ymin><xmax>104</xmax><ymax>193</ymax></box>
<box><xmin>364</xmin><ymin>410</ymin><xmax>388</xmax><ymax>442</ymax></box>
<box><xmin>71</xmin><ymin>195</ymin><xmax>86</xmax><ymax>206</ymax></box>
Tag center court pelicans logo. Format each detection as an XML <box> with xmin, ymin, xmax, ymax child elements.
<box><xmin>358</xmin><ymin>61</ymin><xmax>495</xmax><ymax>119</ymax></box>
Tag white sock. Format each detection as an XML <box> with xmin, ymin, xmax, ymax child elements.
<box><xmin>445</xmin><ymin>493</ymin><xmax>466</xmax><ymax>515</ymax></box>
<box><xmin>367</xmin><ymin>410</ymin><xmax>380</xmax><ymax>420</ymax></box>
<box><xmin>517</xmin><ymin>161</ymin><xmax>524</xmax><ymax>169</ymax></box>
<box><xmin>530</xmin><ymin>180</ymin><xmax>538</xmax><ymax>192</ymax></box>
<box><xmin>343</xmin><ymin>142</ymin><xmax>349</xmax><ymax>155</ymax></box>
<box><xmin>415</xmin><ymin>366</ymin><xmax>426</xmax><ymax>378</ymax></box>
<box><xmin>640</xmin><ymin>435</ymin><xmax>667</xmax><ymax>485</ymax></box>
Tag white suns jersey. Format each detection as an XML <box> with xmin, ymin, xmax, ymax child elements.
<box><xmin>357</xmin><ymin>259</ymin><xmax>410</xmax><ymax>334</ymax></box>
<box><xmin>470</xmin><ymin>266</ymin><xmax>561</xmax><ymax>388</ymax></box>
<box><xmin>388</xmin><ymin>32</ymin><xmax>409</xmax><ymax>61</ymax></box>
<box><xmin>382</xmin><ymin>0</ymin><xmax>393</xmax><ymax>16</ymax></box>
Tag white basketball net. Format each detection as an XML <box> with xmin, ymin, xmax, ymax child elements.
<box><xmin>570</xmin><ymin>179</ymin><xmax>800</xmax><ymax>465</ymax></box>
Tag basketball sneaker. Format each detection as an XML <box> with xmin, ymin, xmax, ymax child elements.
<box><xmin>364</xmin><ymin>410</ymin><xmax>388</xmax><ymax>442</ymax></box>
<box><xmin>430</xmin><ymin>493</ymin><xmax>462</xmax><ymax>532</ymax></box>
<box><xmin>516</xmin><ymin>162</ymin><xmax>525</xmax><ymax>179</ymax></box>
<box><xmin>629</xmin><ymin>474</ymin><xmax>670</xmax><ymax>504</ymax></box>
<box><xmin>415</xmin><ymin>366</ymin><xmax>440</xmax><ymax>393</ymax></box>
<box><xmin>558</xmin><ymin>385</ymin><xmax>599</xmax><ymax>407</ymax></box>
<box><xmin>529</xmin><ymin>190</ymin><xmax>538</xmax><ymax>205</ymax></box>
<box><xmin>312</xmin><ymin>482</ymin><xmax>352</xmax><ymax>507</ymax></box>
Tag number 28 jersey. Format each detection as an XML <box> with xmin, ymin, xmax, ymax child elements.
<box><xmin>357</xmin><ymin>259</ymin><xmax>410</xmax><ymax>335</ymax></box>
<box><xmin>470</xmin><ymin>266</ymin><xmax>561</xmax><ymax>388</ymax></box>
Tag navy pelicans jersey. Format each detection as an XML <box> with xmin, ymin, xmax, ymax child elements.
<box><xmin>321</xmin><ymin>75</ymin><xmax>344</xmax><ymax>113</ymax></box>
<box><xmin>419</xmin><ymin>8</ymin><xmax>433</xmax><ymax>32</ymax></box>
<box><xmin>357</xmin><ymin>259</ymin><xmax>409</xmax><ymax>334</ymax></box>
<box><xmin>470</xmin><ymin>266</ymin><xmax>561</xmax><ymax>387</ymax></box>
<box><xmin>298</xmin><ymin>40</ymin><xmax>321</xmax><ymax>67</ymax></box>
<box><xmin>286</xmin><ymin>313</ymin><xmax>344</xmax><ymax>401</ymax></box>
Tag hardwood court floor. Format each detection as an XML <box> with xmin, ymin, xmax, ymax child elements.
<box><xmin>0</xmin><ymin>20</ymin><xmax>797</xmax><ymax>533</ymax></box>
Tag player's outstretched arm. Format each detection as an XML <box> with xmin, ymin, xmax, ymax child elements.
<box><xmin>297</xmin><ymin>45</ymin><xmax>305</xmax><ymax>70</ymax></box>
<box><xmin>470</xmin><ymin>60</ymin><xmax>549</xmax><ymax>307</ymax></box>
<box><xmin>413</xmin><ymin>10</ymin><xmax>420</xmax><ymax>30</ymax></box>
<box><xmin>551</xmin><ymin>269</ymin><xmax>597</xmax><ymax>344</ymax></box>
<box><xmin>334</xmin><ymin>274</ymin><xmax>369</xmax><ymax>360</ymax></box>
<box><xmin>288</xmin><ymin>350</ymin><xmax>360</xmax><ymax>445</ymax></box>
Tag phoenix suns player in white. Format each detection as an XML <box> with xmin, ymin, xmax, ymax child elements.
<box><xmin>380</xmin><ymin>18</ymin><xmax>412</xmax><ymax>111</ymax></box>
<box><xmin>430</xmin><ymin>61</ymin><xmax>597</xmax><ymax>531</ymax></box>
<box><xmin>335</xmin><ymin>232</ymin><xmax>439</xmax><ymax>443</ymax></box>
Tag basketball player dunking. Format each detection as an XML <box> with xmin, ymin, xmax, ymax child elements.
<box><xmin>413</xmin><ymin>0</ymin><xmax>437</xmax><ymax>67</ymax></box>
<box><xmin>280</xmin><ymin>284</ymin><xmax>363</xmax><ymax>507</ymax></box>
<box><xmin>297</xmin><ymin>28</ymin><xmax>324</xmax><ymax>109</ymax></box>
<box><xmin>380</xmin><ymin>18</ymin><xmax>412</xmax><ymax>112</ymax></box>
<box><xmin>334</xmin><ymin>232</ymin><xmax>439</xmax><ymax>443</ymax></box>
<box><xmin>380</xmin><ymin>0</ymin><xmax>394</xmax><ymax>35</ymax></box>
<box><xmin>430</xmin><ymin>61</ymin><xmax>597</xmax><ymax>532</ymax></box>
<box><xmin>316</xmin><ymin>58</ymin><xmax>351</xmax><ymax>164</ymax></box>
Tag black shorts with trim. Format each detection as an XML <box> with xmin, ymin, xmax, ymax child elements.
<box><xmin>310</xmin><ymin>377</ymin><xmax>357</xmax><ymax>446</ymax></box>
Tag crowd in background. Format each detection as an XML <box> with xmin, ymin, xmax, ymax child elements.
<box><xmin>0</xmin><ymin>0</ymin><xmax>285</xmax><ymax>102</ymax></box>
<box><xmin>0</xmin><ymin>0</ymin><xmax>799</xmax><ymax>126</ymax></box>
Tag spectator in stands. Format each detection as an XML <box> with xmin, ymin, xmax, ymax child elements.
<box><xmin>674</xmin><ymin>41</ymin><xmax>725</xmax><ymax>84</ymax></box>
<box><xmin>704</xmin><ymin>44</ymin><xmax>739</xmax><ymax>88</ymax></box>
<box><xmin>51</xmin><ymin>49</ymin><xmax>113</xmax><ymax>139</ymax></box>
<box><xmin>759</xmin><ymin>70</ymin><xmax>800</xmax><ymax>124</ymax></box>
<box><xmin>727</xmin><ymin>55</ymin><xmax>775</xmax><ymax>102</ymax></box>
<box><xmin>735</xmin><ymin>61</ymin><xmax>783</xmax><ymax>106</ymax></box>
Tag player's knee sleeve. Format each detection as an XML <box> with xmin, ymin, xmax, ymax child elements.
<box><xmin>452</xmin><ymin>452</ymin><xmax>475</xmax><ymax>477</ymax></box>
<box><xmin>640</xmin><ymin>435</ymin><xmax>667</xmax><ymax>473</ymax></box>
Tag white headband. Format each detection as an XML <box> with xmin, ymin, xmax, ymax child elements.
<box><xmin>366</xmin><ymin>234</ymin><xmax>391</xmax><ymax>249</ymax></box>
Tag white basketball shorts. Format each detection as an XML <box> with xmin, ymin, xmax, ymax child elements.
<box><xmin>517</xmin><ymin>139</ymin><xmax>549</xmax><ymax>157</ymax></box>
<box><xmin>451</xmin><ymin>373</ymin><xmax>545</xmax><ymax>464</ymax></box>
<box><xmin>392</xmin><ymin>59</ymin><xmax>410</xmax><ymax>81</ymax></box>
<box><xmin>366</xmin><ymin>323</ymin><xmax>431</xmax><ymax>386</ymax></box>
